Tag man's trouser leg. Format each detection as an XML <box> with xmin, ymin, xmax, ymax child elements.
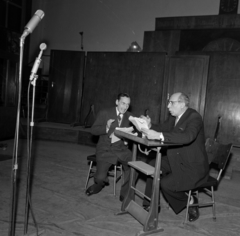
<box><xmin>86</xmin><ymin>161</ymin><xmax>112</xmax><ymax>194</ymax></box>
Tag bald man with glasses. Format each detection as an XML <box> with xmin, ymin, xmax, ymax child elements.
<box><xmin>141</xmin><ymin>92</ymin><xmax>209</xmax><ymax>222</ymax></box>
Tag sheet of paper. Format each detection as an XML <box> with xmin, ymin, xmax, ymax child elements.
<box><xmin>129</xmin><ymin>116</ymin><xmax>149</xmax><ymax>132</ymax></box>
<box><xmin>115</xmin><ymin>127</ymin><xmax>138</xmax><ymax>136</ymax></box>
<box><xmin>111</xmin><ymin>132</ymin><xmax>121</xmax><ymax>143</ymax></box>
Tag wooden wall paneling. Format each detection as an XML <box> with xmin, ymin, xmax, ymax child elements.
<box><xmin>47</xmin><ymin>50</ymin><xmax>85</xmax><ymax>124</ymax></box>
<box><xmin>161</xmin><ymin>55</ymin><xmax>209</xmax><ymax>122</ymax></box>
<box><xmin>0</xmin><ymin>107</ymin><xmax>17</xmax><ymax>141</ymax></box>
<box><xmin>143</xmin><ymin>30</ymin><xmax>180</xmax><ymax>55</ymax></box>
<box><xmin>0</xmin><ymin>57</ymin><xmax>7</xmax><ymax>105</ymax></box>
<box><xmin>0</xmin><ymin>52</ymin><xmax>18</xmax><ymax>107</ymax></box>
<box><xmin>6</xmin><ymin>60</ymin><xmax>18</xmax><ymax>106</ymax></box>
<box><xmin>203</xmin><ymin>53</ymin><xmax>240</xmax><ymax>146</ymax></box>
<box><xmin>81</xmin><ymin>52</ymin><xmax>166</xmax><ymax>126</ymax></box>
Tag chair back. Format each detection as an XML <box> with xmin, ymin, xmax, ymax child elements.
<box><xmin>205</xmin><ymin>138</ymin><xmax>232</xmax><ymax>181</ymax></box>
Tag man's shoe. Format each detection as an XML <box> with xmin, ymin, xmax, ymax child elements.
<box><xmin>85</xmin><ymin>188</ymin><xmax>95</xmax><ymax>196</ymax></box>
<box><xmin>188</xmin><ymin>196</ymin><xmax>199</xmax><ymax>222</ymax></box>
<box><xmin>85</xmin><ymin>184</ymin><xmax>103</xmax><ymax>196</ymax></box>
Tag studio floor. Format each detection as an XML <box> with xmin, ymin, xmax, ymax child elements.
<box><xmin>1</xmin><ymin>138</ymin><xmax>240</xmax><ymax>236</ymax></box>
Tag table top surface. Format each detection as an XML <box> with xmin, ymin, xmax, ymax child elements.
<box><xmin>114</xmin><ymin>129</ymin><xmax>181</xmax><ymax>147</ymax></box>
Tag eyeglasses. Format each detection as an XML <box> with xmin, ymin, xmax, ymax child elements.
<box><xmin>167</xmin><ymin>100</ymin><xmax>181</xmax><ymax>106</ymax></box>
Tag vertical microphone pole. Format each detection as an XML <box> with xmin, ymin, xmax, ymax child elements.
<box><xmin>23</xmin><ymin>43</ymin><xmax>46</xmax><ymax>235</ymax></box>
<box><xmin>8</xmin><ymin>36</ymin><xmax>25</xmax><ymax>236</ymax></box>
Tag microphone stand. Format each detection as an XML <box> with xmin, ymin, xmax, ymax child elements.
<box><xmin>23</xmin><ymin>53</ymin><xmax>43</xmax><ymax>235</ymax></box>
<box><xmin>8</xmin><ymin>36</ymin><xmax>25</xmax><ymax>236</ymax></box>
<box><xmin>23</xmin><ymin>73</ymin><xmax>39</xmax><ymax>235</ymax></box>
<box><xmin>8</xmin><ymin>9</ymin><xmax>45</xmax><ymax>235</ymax></box>
<box><xmin>8</xmin><ymin>34</ymin><xmax>43</xmax><ymax>235</ymax></box>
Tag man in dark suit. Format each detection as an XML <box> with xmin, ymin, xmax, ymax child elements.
<box><xmin>85</xmin><ymin>93</ymin><xmax>133</xmax><ymax>200</ymax></box>
<box><xmin>141</xmin><ymin>92</ymin><xmax>209</xmax><ymax>222</ymax></box>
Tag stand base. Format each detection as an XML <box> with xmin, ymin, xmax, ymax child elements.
<box><xmin>136</xmin><ymin>227</ymin><xmax>164</xmax><ymax>236</ymax></box>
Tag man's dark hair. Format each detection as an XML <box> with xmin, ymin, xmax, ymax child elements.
<box><xmin>117</xmin><ymin>93</ymin><xmax>130</xmax><ymax>100</ymax></box>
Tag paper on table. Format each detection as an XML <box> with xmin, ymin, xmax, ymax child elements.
<box><xmin>115</xmin><ymin>126</ymin><xmax>137</xmax><ymax>136</ymax></box>
<box><xmin>129</xmin><ymin>116</ymin><xmax>149</xmax><ymax>132</ymax></box>
<box><xmin>111</xmin><ymin>127</ymin><xmax>136</xmax><ymax>143</ymax></box>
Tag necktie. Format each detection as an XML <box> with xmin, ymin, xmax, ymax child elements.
<box><xmin>118</xmin><ymin>114</ymin><xmax>122</xmax><ymax>126</ymax></box>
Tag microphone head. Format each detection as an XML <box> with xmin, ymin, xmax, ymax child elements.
<box><xmin>35</xmin><ymin>10</ymin><xmax>45</xmax><ymax>20</ymax></box>
<box><xmin>40</xmin><ymin>43</ymin><xmax>47</xmax><ymax>50</ymax></box>
<box><xmin>25</xmin><ymin>9</ymin><xmax>45</xmax><ymax>33</ymax></box>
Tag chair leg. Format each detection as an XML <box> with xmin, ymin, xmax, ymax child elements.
<box><xmin>211</xmin><ymin>186</ymin><xmax>216</xmax><ymax>220</ymax></box>
<box><xmin>184</xmin><ymin>190</ymin><xmax>192</xmax><ymax>224</ymax></box>
<box><xmin>196</xmin><ymin>190</ymin><xmax>199</xmax><ymax>199</ymax></box>
<box><xmin>85</xmin><ymin>161</ymin><xmax>93</xmax><ymax>190</ymax></box>
<box><xmin>120</xmin><ymin>164</ymin><xmax>124</xmax><ymax>184</ymax></box>
<box><xmin>113</xmin><ymin>165</ymin><xmax>117</xmax><ymax>196</ymax></box>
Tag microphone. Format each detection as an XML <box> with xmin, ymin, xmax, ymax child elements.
<box><xmin>21</xmin><ymin>10</ymin><xmax>45</xmax><ymax>39</ymax></box>
<box><xmin>29</xmin><ymin>43</ymin><xmax>47</xmax><ymax>81</ymax></box>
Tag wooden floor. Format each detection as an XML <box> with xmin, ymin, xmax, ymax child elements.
<box><xmin>1</xmin><ymin>139</ymin><xmax>240</xmax><ymax>236</ymax></box>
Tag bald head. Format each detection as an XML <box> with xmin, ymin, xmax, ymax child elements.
<box><xmin>177</xmin><ymin>93</ymin><xmax>189</xmax><ymax>107</ymax></box>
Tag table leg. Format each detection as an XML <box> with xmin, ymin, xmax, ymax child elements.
<box><xmin>115</xmin><ymin>143</ymin><xmax>137</xmax><ymax>215</ymax></box>
<box><xmin>142</xmin><ymin>147</ymin><xmax>163</xmax><ymax>234</ymax></box>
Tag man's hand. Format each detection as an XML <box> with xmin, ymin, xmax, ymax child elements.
<box><xmin>140</xmin><ymin>115</ymin><xmax>151</xmax><ymax>128</ymax></box>
<box><xmin>107</xmin><ymin>119</ymin><xmax>115</xmax><ymax>129</ymax></box>
<box><xmin>141</xmin><ymin>128</ymin><xmax>161</xmax><ymax>140</ymax></box>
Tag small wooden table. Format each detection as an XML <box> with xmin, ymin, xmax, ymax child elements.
<box><xmin>114</xmin><ymin>129</ymin><xmax>180</xmax><ymax>236</ymax></box>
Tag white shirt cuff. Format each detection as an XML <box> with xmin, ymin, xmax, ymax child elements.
<box><xmin>159</xmin><ymin>132</ymin><xmax>164</xmax><ymax>141</ymax></box>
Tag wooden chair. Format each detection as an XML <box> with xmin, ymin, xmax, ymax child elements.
<box><xmin>84</xmin><ymin>154</ymin><xmax>123</xmax><ymax>196</ymax></box>
<box><xmin>184</xmin><ymin>138</ymin><xmax>233</xmax><ymax>224</ymax></box>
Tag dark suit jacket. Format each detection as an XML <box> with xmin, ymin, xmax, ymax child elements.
<box><xmin>152</xmin><ymin>108</ymin><xmax>209</xmax><ymax>192</ymax></box>
<box><xmin>91</xmin><ymin>107</ymin><xmax>132</xmax><ymax>164</ymax></box>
